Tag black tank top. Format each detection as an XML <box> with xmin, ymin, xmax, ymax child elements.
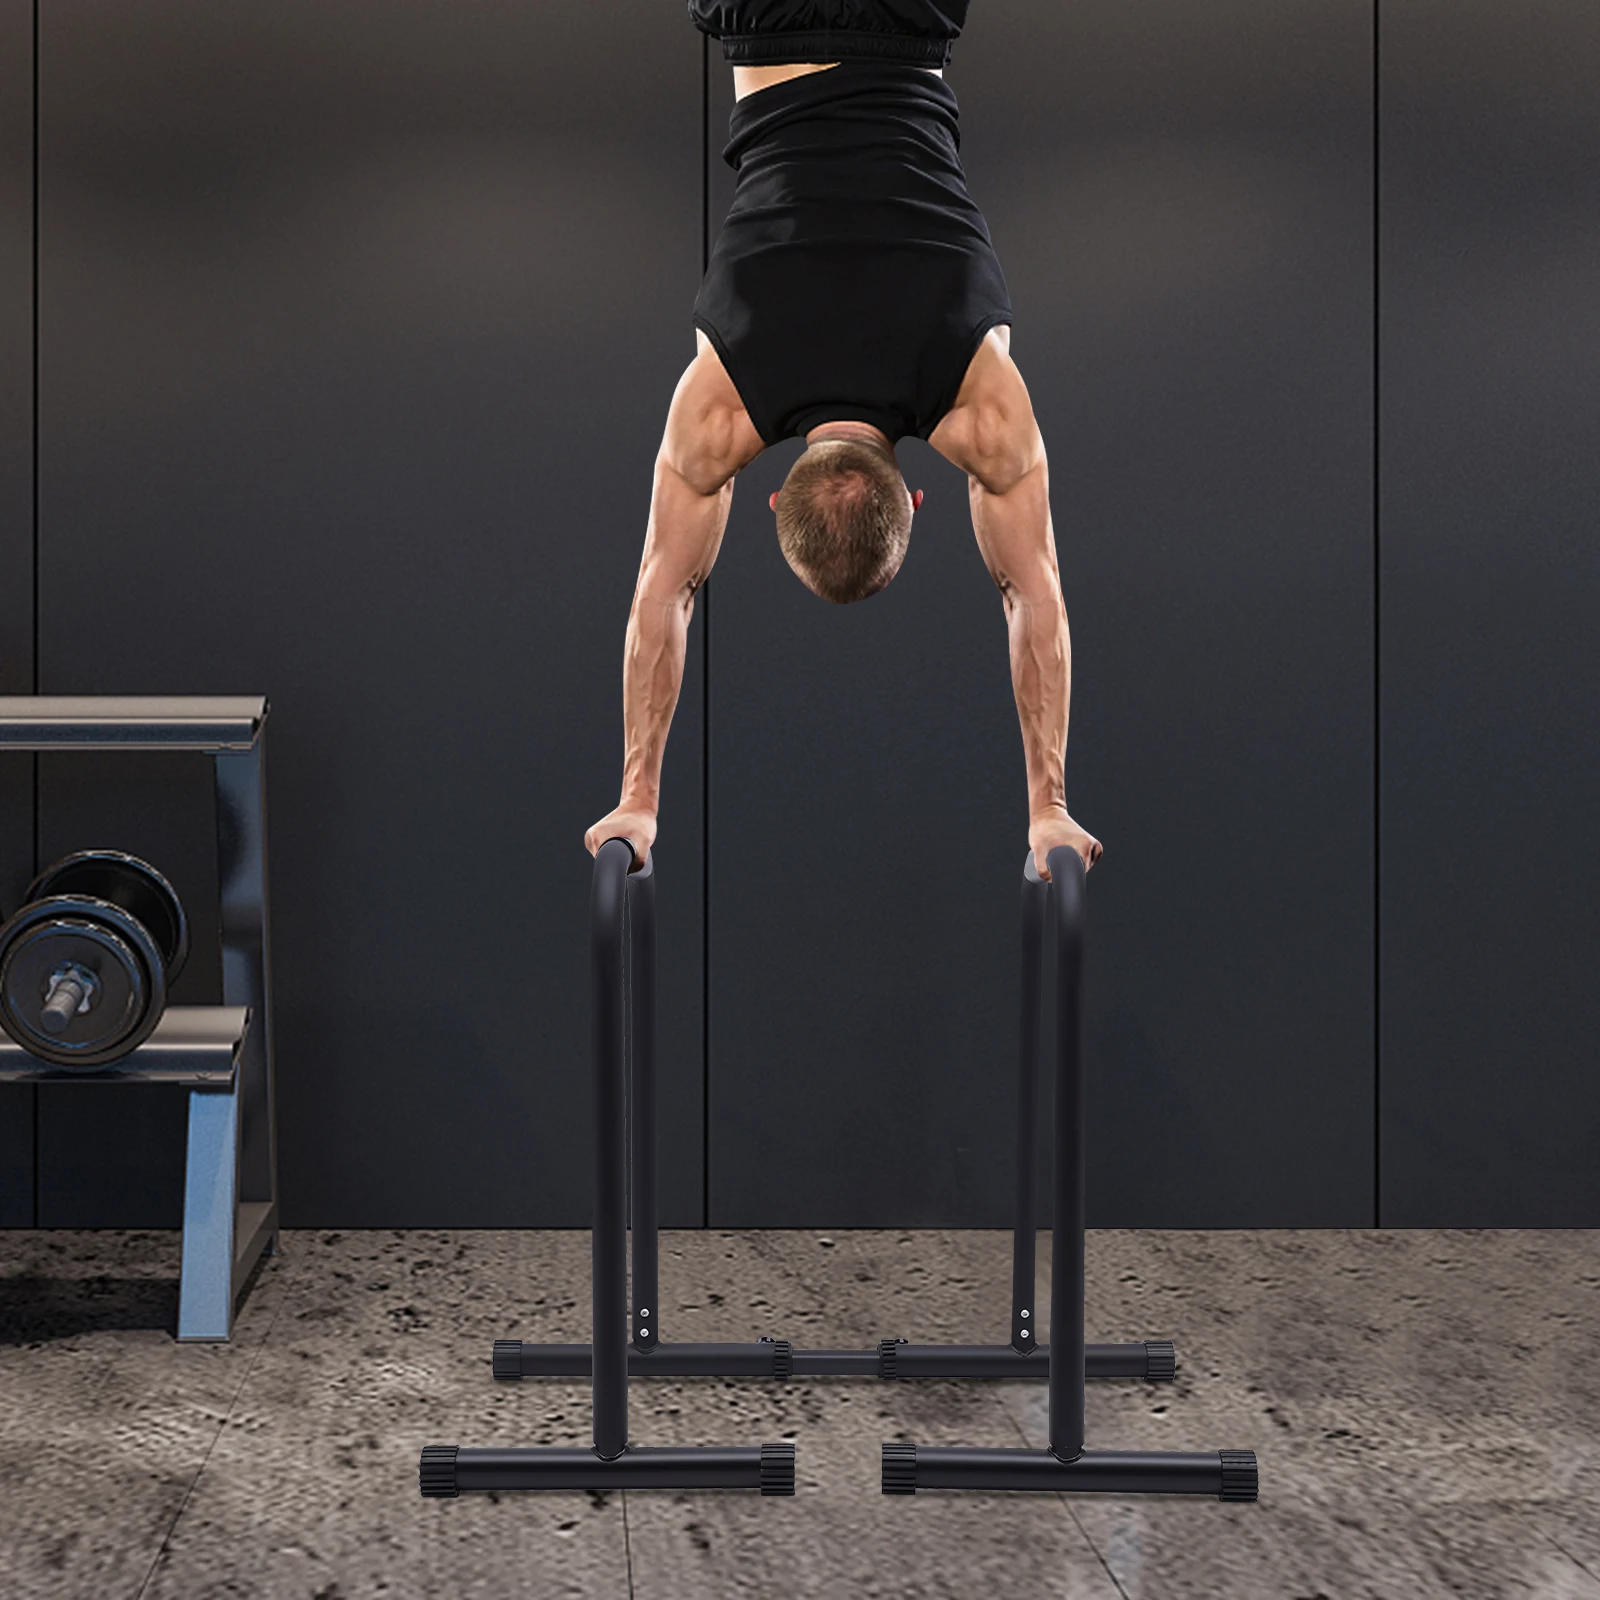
<box><xmin>691</xmin><ymin>63</ymin><xmax>1012</xmax><ymax>444</ymax></box>
<box><xmin>688</xmin><ymin>0</ymin><xmax>969</xmax><ymax>67</ymax></box>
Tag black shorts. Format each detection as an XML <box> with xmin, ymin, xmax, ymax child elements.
<box><xmin>693</xmin><ymin>62</ymin><xmax>1012</xmax><ymax>447</ymax></box>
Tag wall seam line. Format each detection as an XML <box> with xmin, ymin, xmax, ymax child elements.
<box><xmin>30</xmin><ymin>0</ymin><xmax>40</xmax><ymax>1227</ymax></box>
<box><xmin>700</xmin><ymin>32</ymin><xmax>712</xmax><ymax>1231</ymax></box>
<box><xmin>1372</xmin><ymin>0</ymin><xmax>1383</xmax><ymax>1230</ymax></box>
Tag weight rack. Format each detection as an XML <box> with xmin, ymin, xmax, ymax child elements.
<box><xmin>0</xmin><ymin>697</ymin><xmax>280</xmax><ymax>1342</ymax></box>
<box><xmin>490</xmin><ymin>847</ymin><xmax>1174</xmax><ymax>1389</ymax></box>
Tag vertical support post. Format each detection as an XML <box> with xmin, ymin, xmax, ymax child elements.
<box><xmin>176</xmin><ymin>1084</ymin><xmax>241</xmax><ymax>1340</ymax></box>
<box><xmin>213</xmin><ymin>733</ymin><xmax>277</xmax><ymax>1213</ymax></box>
<box><xmin>591</xmin><ymin>840</ymin><xmax>632</xmax><ymax>1460</ymax></box>
<box><xmin>628</xmin><ymin>857</ymin><xmax>660</xmax><ymax>1351</ymax></box>
<box><xmin>1011</xmin><ymin>853</ymin><xmax>1047</xmax><ymax>1353</ymax></box>
<box><xmin>1046</xmin><ymin>847</ymin><xmax>1087</xmax><ymax>1462</ymax></box>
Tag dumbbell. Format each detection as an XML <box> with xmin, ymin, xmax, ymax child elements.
<box><xmin>0</xmin><ymin>851</ymin><xmax>189</xmax><ymax>1068</ymax></box>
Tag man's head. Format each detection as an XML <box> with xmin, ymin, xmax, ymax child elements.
<box><xmin>768</xmin><ymin>430</ymin><xmax>924</xmax><ymax>604</ymax></box>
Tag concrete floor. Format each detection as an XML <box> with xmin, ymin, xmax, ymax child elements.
<box><xmin>0</xmin><ymin>1228</ymin><xmax>1596</xmax><ymax>1599</ymax></box>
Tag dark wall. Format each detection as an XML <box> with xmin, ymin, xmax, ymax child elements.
<box><xmin>0</xmin><ymin>0</ymin><xmax>34</xmax><ymax>1223</ymax></box>
<box><xmin>34</xmin><ymin>1</ymin><xmax>706</xmax><ymax>1226</ymax></box>
<box><xmin>1379</xmin><ymin>4</ymin><xmax>1600</xmax><ymax>1223</ymax></box>
<box><xmin>705</xmin><ymin>1</ymin><xmax>1375</xmax><ymax>1227</ymax></box>
<box><xmin>8</xmin><ymin>4</ymin><xmax>1594</xmax><ymax>1229</ymax></box>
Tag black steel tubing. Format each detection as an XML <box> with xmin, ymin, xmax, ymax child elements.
<box><xmin>1047</xmin><ymin>846</ymin><xmax>1087</xmax><ymax>1463</ymax></box>
<box><xmin>1011</xmin><ymin>855</ymin><xmax>1047</xmax><ymax>1352</ymax></box>
<box><xmin>499</xmin><ymin>1339</ymin><xmax>1171</xmax><ymax>1382</ymax></box>
<box><xmin>423</xmin><ymin>1443</ymin><xmax>794</xmax><ymax>1495</ymax></box>
<box><xmin>496</xmin><ymin>852</ymin><xmax>1175</xmax><ymax>1397</ymax></box>
<box><xmin>590</xmin><ymin>839</ymin><xmax>632</xmax><ymax>1460</ymax></box>
<box><xmin>787</xmin><ymin>1349</ymin><xmax>885</xmax><ymax>1376</ymax></box>
<box><xmin>426</xmin><ymin>844</ymin><xmax>794</xmax><ymax>1501</ymax></box>
<box><xmin>498</xmin><ymin>1340</ymin><xmax>794</xmax><ymax>1379</ymax></box>
<box><xmin>884</xmin><ymin>1445</ymin><xmax>1258</xmax><ymax>1498</ymax></box>
<box><xmin>626</xmin><ymin>858</ymin><xmax>660</xmax><ymax>1353</ymax></box>
<box><xmin>881</xmin><ymin>851</ymin><xmax>1259</xmax><ymax>1506</ymax></box>
<box><xmin>889</xmin><ymin>1342</ymin><xmax>1163</xmax><ymax>1381</ymax></box>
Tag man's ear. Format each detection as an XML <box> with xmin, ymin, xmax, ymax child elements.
<box><xmin>769</xmin><ymin>491</ymin><xmax>780</xmax><ymax>512</ymax></box>
<box><xmin>911</xmin><ymin>489</ymin><xmax>924</xmax><ymax>511</ymax></box>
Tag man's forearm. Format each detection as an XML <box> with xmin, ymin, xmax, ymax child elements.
<box><xmin>617</xmin><ymin>459</ymin><xmax>733</xmax><ymax>813</ymax></box>
<box><xmin>619</xmin><ymin>589</ymin><xmax>695</xmax><ymax>812</ymax></box>
<box><xmin>1006</xmin><ymin>589</ymin><xmax>1071</xmax><ymax>819</ymax></box>
<box><xmin>969</xmin><ymin>463</ymin><xmax>1072</xmax><ymax>820</ymax></box>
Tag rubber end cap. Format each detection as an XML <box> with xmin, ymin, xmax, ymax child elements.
<box><xmin>760</xmin><ymin>1441</ymin><xmax>796</xmax><ymax>1496</ymax></box>
<box><xmin>1144</xmin><ymin>1340</ymin><xmax>1177</xmax><ymax>1383</ymax></box>
<box><xmin>491</xmin><ymin>1340</ymin><xmax>524</xmax><ymax>1381</ymax></box>
<box><xmin>419</xmin><ymin>1444</ymin><xmax>459</xmax><ymax>1499</ymax></box>
<box><xmin>878</xmin><ymin>1338</ymin><xmax>904</xmax><ymax>1381</ymax></box>
<box><xmin>1219</xmin><ymin>1449</ymin><xmax>1258</xmax><ymax>1502</ymax></box>
<box><xmin>882</xmin><ymin>1441</ymin><xmax>917</xmax><ymax>1495</ymax></box>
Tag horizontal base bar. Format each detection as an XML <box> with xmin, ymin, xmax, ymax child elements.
<box><xmin>496</xmin><ymin>1339</ymin><xmax>1174</xmax><ymax>1383</ymax></box>
<box><xmin>421</xmin><ymin>1442</ymin><xmax>795</xmax><ymax>1496</ymax></box>
<box><xmin>789</xmin><ymin>1348</ymin><xmax>881</xmax><ymax>1376</ymax></box>
<box><xmin>495</xmin><ymin>1341</ymin><xmax>792</xmax><ymax>1380</ymax></box>
<box><xmin>884</xmin><ymin>1445</ymin><xmax>1258</xmax><ymax>1499</ymax></box>
<box><xmin>886</xmin><ymin>1342</ymin><xmax>1172</xmax><ymax>1382</ymax></box>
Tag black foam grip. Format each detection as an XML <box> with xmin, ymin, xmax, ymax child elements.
<box><xmin>1144</xmin><ymin>1340</ymin><xmax>1177</xmax><ymax>1383</ymax></box>
<box><xmin>419</xmin><ymin>1444</ymin><xmax>459</xmax><ymax>1499</ymax></box>
<box><xmin>1219</xmin><ymin>1449</ymin><xmax>1259</xmax><ymax>1502</ymax></box>
<box><xmin>760</xmin><ymin>1442</ymin><xmax>796</xmax><ymax>1496</ymax></box>
<box><xmin>882</xmin><ymin>1441</ymin><xmax>917</xmax><ymax>1495</ymax></box>
<box><xmin>878</xmin><ymin>1338</ymin><xmax>903</xmax><ymax>1380</ymax></box>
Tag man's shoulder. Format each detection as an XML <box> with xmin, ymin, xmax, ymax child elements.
<box><xmin>665</xmin><ymin>340</ymin><xmax>767</xmax><ymax>490</ymax></box>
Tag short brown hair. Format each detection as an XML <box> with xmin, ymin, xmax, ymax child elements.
<box><xmin>773</xmin><ymin>440</ymin><xmax>912</xmax><ymax>604</ymax></box>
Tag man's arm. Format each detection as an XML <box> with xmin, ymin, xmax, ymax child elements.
<box><xmin>585</xmin><ymin>340</ymin><xmax>765</xmax><ymax>863</ymax></box>
<box><xmin>929</xmin><ymin>331</ymin><xmax>1102</xmax><ymax>875</ymax></box>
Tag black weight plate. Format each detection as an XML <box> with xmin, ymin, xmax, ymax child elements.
<box><xmin>0</xmin><ymin>896</ymin><xmax>168</xmax><ymax>1068</ymax></box>
<box><xmin>0</xmin><ymin>917</ymin><xmax>146</xmax><ymax>1065</ymax></box>
<box><xmin>27</xmin><ymin>851</ymin><xmax>189</xmax><ymax>981</ymax></box>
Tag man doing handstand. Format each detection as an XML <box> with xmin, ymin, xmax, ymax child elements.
<box><xmin>587</xmin><ymin>1</ymin><xmax>1102</xmax><ymax>881</ymax></box>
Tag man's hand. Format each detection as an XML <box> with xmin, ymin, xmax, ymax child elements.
<box><xmin>1030</xmin><ymin>806</ymin><xmax>1102</xmax><ymax>879</ymax></box>
<box><xmin>584</xmin><ymin>804</ymin><xmax>657</xmax><ymax>868</ymax></box>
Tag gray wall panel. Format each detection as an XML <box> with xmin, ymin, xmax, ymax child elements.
<box><xmin>0</xmin><ymin>0</ymin><xmax>35</xmax><ymax>1224</ymax></box>
<box><xmin>1379</xmin><ymin>3</ymin><xmax>1600</xmax><ymax>1223</ymax></box>
<box><xmin>707</xmin><ymin>1</ymin><xmax>1374</xmax><ymax>1225</ymax></box>
<box><xmin>37</xmin><ymin>3</ymin><xmax>704</xmax><ymax>1224</ymax></box>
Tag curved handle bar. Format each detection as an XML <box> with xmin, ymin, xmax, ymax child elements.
<box><xmin>1044</xmin><ymin>845</ymin><xmax>1086</xmax><ymax>945</ymax></box>
<box><xmin>1023</xmin><ymin>845</ymin><xmax>1086</xmax><ymax>898</ymax></box>
<box><xmin>595</xmin><ymin>834</ymin><xmax>649</xmax><ymax>875</ymax></box>
<box><xmin>591</xmin><ymin>838</ymin><xmax>634</xmax><ymax>939</ymax></box>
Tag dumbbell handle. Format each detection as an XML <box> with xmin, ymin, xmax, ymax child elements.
<box><xmin>41</xmin><ymin>966</ymin><xmax>98</xmax><ymax>1035</ymax></box>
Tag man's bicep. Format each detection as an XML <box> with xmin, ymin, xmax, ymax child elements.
<box><xmin>637</xmin><ymin>453</ymin><xmax>733</xmax><ymax>603</ymax></box>
<box><xmin>663</xmin><ymin>342</ymin><xmax>765</xmax><ymax>495</ymax></box>
<box><xmin>968</xmin><ymin>458</ymin><xmax>1061</xmax><ymax>605</ymax></box>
